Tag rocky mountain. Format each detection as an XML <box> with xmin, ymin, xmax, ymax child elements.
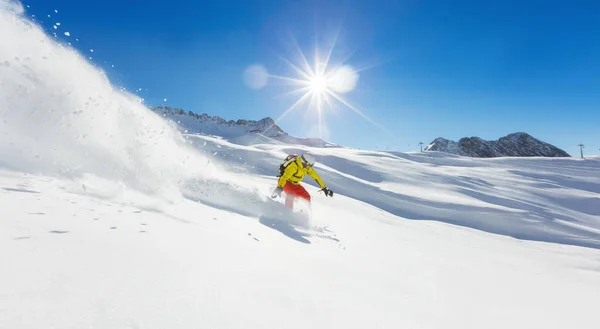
<box><xmin>425</xmin><ymin>133</ymin><xmax>570</xmax><ymax>158</ymax></box>
<box><xmin>152</xmin><ymin>106</ymin><xmax>339</xmax><ymax>148</ymax></box>
<box><xmin>153</xmin><ymin>106</ymin><xmax>286</xmax><ymax>138</ymax></box>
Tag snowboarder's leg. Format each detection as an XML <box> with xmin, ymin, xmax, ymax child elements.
<box><xmin>295</xmin><ymin>185</ymin><xmax>311</xmax><ymax>204</ymax></box>
<box><xmin>285</xmin><ymin>193</ymin><xmax>294</xmax><ymax>209</ymax></box>
<box><xmin>292</xmin><ymin>185</ymin><xmax>312</xmax><ymax>226</ymax></box>
<box><xmin>282</xmin><ymin>183</ymin><xmax>295</xmax><ymax>209</ymax></box>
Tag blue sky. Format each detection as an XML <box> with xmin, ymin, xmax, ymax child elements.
<box><xmin>24</xmin><ymin>0</ymin><xmax>600</xmax><ymax>156</ymax></box>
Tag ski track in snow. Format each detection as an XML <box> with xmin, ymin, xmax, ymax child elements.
<box><xmin>1</xmin><ymin>2</ymin><xmax>600</xmax><ymax>328</ymax></box>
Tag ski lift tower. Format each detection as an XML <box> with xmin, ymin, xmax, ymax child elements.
<box><xmin>577</xmin><ymin>144</ymin><xmax>585</xmax><ymax>158</ymax></box>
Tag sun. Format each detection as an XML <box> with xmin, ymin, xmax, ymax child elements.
<box><xmin>308</xmin><ymin>74</ymin><xmax>328</xmax><ymax>95</ymax></box>
<box><xmin>257</xmin><ymin>32</ymin><xmax>392</xmax><ymax>139</ymax></box>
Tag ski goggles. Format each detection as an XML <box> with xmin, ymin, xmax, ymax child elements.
<box><xmin>300</xmin><ymin>156</ymin><xmax>313</xmax><ymax>167</ymax></box>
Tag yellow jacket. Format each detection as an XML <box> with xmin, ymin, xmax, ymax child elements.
<box><xmin>278</xmin><ymin>156</ymin><xmax>326</xmax><ymax>189</ymax></box>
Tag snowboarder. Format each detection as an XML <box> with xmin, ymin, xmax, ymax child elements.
<box><xmin>271</xmin><ymin>152</ymin><xmax>333</xmax><ymax>209</ymax></box>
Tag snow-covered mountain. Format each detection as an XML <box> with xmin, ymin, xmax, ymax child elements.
<box><xmin>153</xmin><ymin>106</ymin><xmax>286</xmax><ymax>137</ymax></box>
<box><xmin>2</xmin><ymin>3</ymin><xmax>600</xmax><ymax>329</ymax></box>
<box><xmin>153</xmin><ymin>106</ymin><xmax>340</xmax><ymax>148</ymax></box>
<box><xmin>425</xmin><ymin>132</ymin><xmax>571</xmax><ymax>157</ymax></box>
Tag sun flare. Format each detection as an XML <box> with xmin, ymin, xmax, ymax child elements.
<box><xmin>261</xmin><ymin>32</ymin><xmax>391</xmax><ymax>139</ymax></box>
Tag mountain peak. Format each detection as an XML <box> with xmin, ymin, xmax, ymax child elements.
<box><xmin>425</xmin><ymin>133</ymin><xmax>570</xmax><ymax>157</ymax></box>
<box><xmin>506</xmin><ymin>132</ymin><xmax>530</xmax><ymax>138</ymax></box>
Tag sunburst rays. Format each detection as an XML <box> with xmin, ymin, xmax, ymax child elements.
<box><xmin>262</xmin><ymin>33</ymin><xmax>389</xmax><ymax>140</ymax></box>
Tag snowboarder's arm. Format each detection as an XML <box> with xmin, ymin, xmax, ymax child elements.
<box><xmin>307</xmin><ymin>167</ymin><xmax>326</xmax><ymax>189</ymax></box>
<box><xmin>277</xmin><ymin>162</ymin><xmax>296</xmax><ymax>188</ymax></box>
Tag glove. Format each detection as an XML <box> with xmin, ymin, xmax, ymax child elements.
<box><xmin>321</xmin><ymin>187</ymin><xmax>333</xmax><ymax>197</ymax></box>
<box><xmin>271</xmin><ymin>187</ymin><xmax>283</xmax><ymax>199</ymax></box>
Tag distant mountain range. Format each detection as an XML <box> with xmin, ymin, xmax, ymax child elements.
<box><xmin>153</xmin><ymin>106</ymin><xmax>286</xmax><ymax>136</ymax></box>
<box><xmin>152</xmin><ymin>106</ymin><xmax>339</xmax><ymax>148</ymax></box>
<box><xmin>425</xmin><ymin>133</ymin><xmax>570</xmax><ymax>158</ymax></box>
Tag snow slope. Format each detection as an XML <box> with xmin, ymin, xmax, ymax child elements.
<box><xmin>3</xmin><ymin>166</ymin><xmax>600</xmax><ymax>329</ymax></box>
<box><xmin>2</xmin><ymin>2</ymin><xmax>600</xmax><ymax>329</ymax></box>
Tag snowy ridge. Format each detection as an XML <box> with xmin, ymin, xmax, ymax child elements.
<box><xmin>153</xmin><ymin>106</ymin><xmax>340</xmax><ymax>148</ymax></box>
<box><xmin>1</xmin><ymin>2</ymin><xmax>600</xmax><ymax>329</ymax></box>
<box><xmin>426</xmin><ymin>132</ymin><xmax>570</xmax><ymax>157</ymax></box>
<box><xmin>153</xmin><ymin>106</ymin><xmax>287</xmax><ymax>137</ymax></box>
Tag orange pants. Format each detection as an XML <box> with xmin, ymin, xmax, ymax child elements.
<box><xmin>283</xmin><ymin>183</ymin><xmax>311</xmax><ymax>209</ymax></box>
